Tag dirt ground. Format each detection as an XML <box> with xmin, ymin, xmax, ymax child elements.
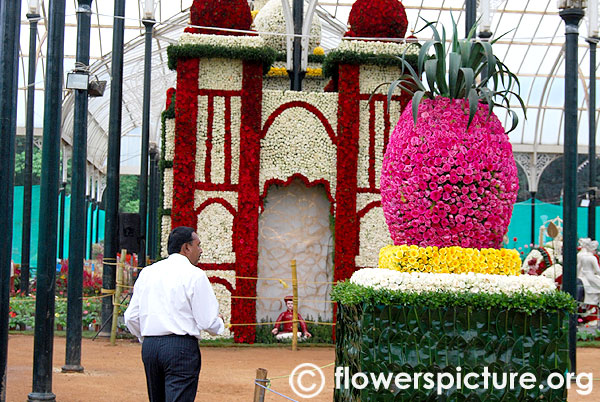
<box><xmin>5</xmin><ymin>334</ymin><xmax>600</xmax><ymax>401</ymax></box>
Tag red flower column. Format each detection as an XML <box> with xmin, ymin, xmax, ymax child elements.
<box><xmin>172</xmin><ymin>59</ymin><xmax>199</xmax><ymax>228</ymax></box>
<box><xmin>233</xmin><ymin>61</ymin><xmax>263</xmax><ymax>343</ymax></box>
<box><xmin>335</xmin><ymin>64</ymin><xmax>360</xmax><ymax>282</ymax></box>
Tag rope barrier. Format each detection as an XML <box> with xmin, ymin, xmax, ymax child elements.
<box><xmin>226</xmin><ymin>320</ymin><xmax>335</xmax><ymax>328</ymax></box>
<box><xmin>9</xmin><ymin>293</ymin><xmax>114</xmax><ymax>303</ymax></box>
<box><xmin>269</xmin><ymin>362</ymin><xmax>335</xmax><ymax>381</ymax></box>
<box><xmin>228</xmin><ymin>295</ymin><xmax>335</xmax><ymax>303</ymax></box>
<box><xmin>254</xmin><ymin>381</ymin><xmax>298</xmax><ymax>402</ymax></box>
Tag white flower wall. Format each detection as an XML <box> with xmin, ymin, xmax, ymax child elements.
<box><xmin>260</xmin><ymin>90</ymin><xmax>338</xmax><ymax>196</ymax></box>
<box><xmin>197</xmin><ymin>203</ymin><xmax>236</xmax><ymax>263</ymax></box>
<box><xmin>199</xmin><ymin>58</ymin><xmax>243</xmax><ymax>91</ymax></box>
<box><xmin>202</xmin><ymin>269</ymin><xmax>236</xmax><ymax>339</ymax></box>
<box><xmin>160</xmin><ymin>215</ymin><xmax>171</xmax><ymax>258</ymax></box>
<box><xmin>356</xmin><ymin>207</ymin><xmax>392</xmax><ymax>268</ymax></box>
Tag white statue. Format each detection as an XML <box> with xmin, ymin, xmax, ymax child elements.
<box><xmin>577</xmin><ymin>238</ymin><xmax>600</xmax><ymax>305</ymax></box>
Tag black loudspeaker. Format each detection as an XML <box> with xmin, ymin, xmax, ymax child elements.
<box><xmin>118</xmin><ymin>212</ymin><xmax>140</xmax><ymax>254</ymax></box>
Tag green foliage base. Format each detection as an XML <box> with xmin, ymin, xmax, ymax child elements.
<box><xmin>166</xmin><ymin>43</ymin><xmax>277</xmax><ymax>73</ymax></box>
<box><xmin>335</xmin><ymin>302</ymin><xmax>570</xmax><ymax>401</ymax></box>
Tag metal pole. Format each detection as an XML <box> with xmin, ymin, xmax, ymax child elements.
<box><xmin>101</xmin><ymin>0</ymin><xmax>126</xmax><ymax>335</ymax></box>
<box><xmin>290</xmin><ymin>0</ymin><xmax>304</xmax><ymax>91</ymax></box>
<box><xmin>465</xmin><ymin>0</ymin><xmax>477</xmax><ymax>37</ymax></box>
<box><xmin>531</xmin><ymin>191</ymin><xmax>536</xmax><ymax>245</ymax></box>
<box><xmin>20</xmin><ymin>11</ymin><xmax>40</xmax><ymax>296</ymax></box>
<box><xmin>28</xmin><ymin>0</ymin><xmax>66</xmax><ymax>400</ymax></box>
<box><xmin>58</xmin><ymin>182</ymin><xmax>67</xmax><ymax>260</ymax></box>
<box><xmin>84</xmin><ymin>194</ymin><xmax>90</xmax><ymax>255</ymax></box>
<box><xmin>148</xmin><ymin>147</ymin><xmax>159</xmax><ymax>261</ymax></box>
<box><xmin>559</xmin><ymin>5</ymin><xmax>584</xmax><ymax>376</ymax></box>
<box><xmin>0</xmin><ymin>0</ymin><xmax>22</xmax><ymax>398</ymax></box>
<box><xmin>88</xmin><ymin>199</ymin><xmax>95</xmax><ymax>259</ymax></box>
<box><xmin>588</xmin><ymin>37</ymin><xmax>597</xmax><ymax>240</ymax></box>
<box><xmin>63</xmin><ymin>0</ymin><xmax>92</xmax><ymax>374</ymax></box>
<box><xmin>95</xmin><ymin>200</ymin><xmax>100</xmax><ymax>244</ymax></box>
<box><xmin>139</xmin><ymin>18</ymin><xmax>155</xmax><ymax>268</ymax></box>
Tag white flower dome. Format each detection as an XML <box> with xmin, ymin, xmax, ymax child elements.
<box><xmin>254</xmin><ymin>0</ymin><xmax>321</xmax><ymax>53</ymax></box>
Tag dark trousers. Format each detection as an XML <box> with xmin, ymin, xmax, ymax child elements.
<box><xmin>142</xmin><ymin>335</ymin><xmax>201</xmax><ymax>402</ymax></box>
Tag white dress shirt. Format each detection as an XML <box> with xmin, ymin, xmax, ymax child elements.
<box><xmin>124</xmin><ymin>253</ymin><xmax>224</xmax><ymax>340</ymax></box>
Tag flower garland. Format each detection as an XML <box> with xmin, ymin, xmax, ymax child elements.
<box><xmin>334</xmin><ymin>64</ymin><xmax>361</xmax><ymax>283</ymax></box>
<box><xmin>350</xmin><ymin>268</ymin><xmax>554</xmax><ymax>295</ymax></box>
<box><xmin>379</xmin><ymin>245</ymin><xmax>522</xmax><ymax>275</ymax></box>
<box><xmin>164</xmin><ymin>118</ymin><xmax>176</xmax><ymax>161</ymax></box>
<box><xmin>233</xmin><ymin>61</ymin><xmax>264</xmax><ymax>343</ymax></box>
<box><xmin>163</xmin><ymin>168</ymin><xmax>173</xmax><ymax>209</ymax></box>
<box><xmin>160</xmin><ymin>215</ymin><xmax>171</xmax><ymax>258</ymax></box>
<box><xmin>172</xmin><ymin>58</ymin><xmax>199</xmax><ymax>228</ymax></box>
<box><xmin>345</xmin><ymin>0</ymin><xmax>408</xmax><ymax>39</ymax></box>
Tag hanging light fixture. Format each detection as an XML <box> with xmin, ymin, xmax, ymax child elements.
<box><xmin>143</xmin><ymin>0</ymin><xmax>156</xmax><ymax>20</ymax></box>
<box><xmin>28</xmin><ymin>0</ymin><xmax>40</xmax><ymax>14</ymax></box>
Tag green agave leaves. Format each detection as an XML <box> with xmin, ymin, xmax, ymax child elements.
<box><xmin>388</xmin><ymin>16</ymin><xmax>527</xmax><ymax>133</ymax></box>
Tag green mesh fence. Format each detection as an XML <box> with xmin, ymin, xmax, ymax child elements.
<box><xmin>11</xmin><ymin>185</ymin><xmax>105</xmax><ymax>268</ymax></box>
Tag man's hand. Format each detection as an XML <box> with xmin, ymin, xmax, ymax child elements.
<box><xmin>303</xmin><ymin>332</ymin><xmax>312</xmax><ymax>338</ymax></box>
<box><xmin>271</xmin><ymin>327</ymin><xmax>278</xmax><ymax>335</ymax></box>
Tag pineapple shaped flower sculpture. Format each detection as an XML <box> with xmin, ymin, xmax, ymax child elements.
<box><xmin>380</xmin><ymin>21</ymin><xmax>524</xmax><ymax>249</ymax></box>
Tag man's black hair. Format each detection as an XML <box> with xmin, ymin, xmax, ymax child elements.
<box><xmin>167</xmin><ymin>226</ymin><xmax>195</xmax><ymax>255</ymax></box>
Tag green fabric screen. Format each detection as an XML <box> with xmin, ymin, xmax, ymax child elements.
<box><xmin>507</xmin><ymin>198</ymin><xmax>596</xmax><ymax>250</ymax></box>
<box><xmin>11</xmin><ymin>185</ymin><xmax>105</xmax><ymax>268</ymax></box>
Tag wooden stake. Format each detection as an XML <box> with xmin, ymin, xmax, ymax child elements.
<box><xmin>291</xmin><ymin>259</ymin><xmax>298</xmax><ymax>351</ymax></box>
<box><xmin>110</xmin><ymin>249</ymin><xmax>126</xmax><ymax>345</ymax></box>
<box><xmin>253</xmin><ymin>368</ymin><xmax>268</xmax><ymax>402</ymax></box>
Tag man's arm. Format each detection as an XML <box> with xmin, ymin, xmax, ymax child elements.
<box><xmin>124</xmin><ymin>281</ymin><xmax>142</xmax><ymax>340</ymax></box>
<box><xmin>191</xmin><ymin>272</ymin><xmax>224</xmax><ymax>336</ymax></box>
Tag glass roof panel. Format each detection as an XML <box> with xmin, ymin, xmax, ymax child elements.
<box><xmin>16</xmin><ymin>0</ymin><xmax>600</xmax><ymax>173</ymax></box>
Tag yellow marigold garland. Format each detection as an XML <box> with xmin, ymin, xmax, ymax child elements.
<box><xmin>378</xmin><ymin>245</ymin><xmax>521</xmax><ymax>276</ymax></box>
<box><xmin>267</xmin><ymin>66</ymin><xmax>322</xmax><ymax>77</ymax></box>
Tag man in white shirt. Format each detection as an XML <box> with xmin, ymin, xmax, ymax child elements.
<box><xmin>125</xmin><ymin>226</ymin><xmax>224</xmax><ymax>402</ymax></box>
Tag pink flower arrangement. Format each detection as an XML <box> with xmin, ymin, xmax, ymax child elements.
<box><xmin>380</xmin><ymin>97</ymin><xmax>519</xmax><ymax>249</ymax></box>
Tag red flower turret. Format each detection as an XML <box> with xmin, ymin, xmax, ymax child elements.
<box><xmin>185</xmin><ymin>0</ymin><xmax>253</xmax><ymax>35</ymax></box>
<box><xmin>345</xmin><ymin>0</ymin><xmax>408</xmax><ymax>39</ymax></box>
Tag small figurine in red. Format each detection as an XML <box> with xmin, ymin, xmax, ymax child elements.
<box><xmin>271</xmin><ymin>296</ymin><xmax>312</xmax><ymax>340</ymax></box>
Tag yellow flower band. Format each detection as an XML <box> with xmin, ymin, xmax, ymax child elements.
<box><xmin>267</xmin><ymin>66</ymin><xmax>323</xmax><ymax>77</ymax></box>
<box><xmin>378</xmin><ymin>244</ymin><xmax>521</xmax><ymax>276</ymax></box>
